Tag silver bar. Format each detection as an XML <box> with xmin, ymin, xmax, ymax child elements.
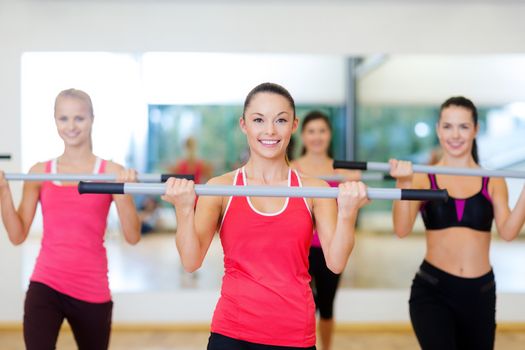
<box><xmin>318</xmin><ymin>175</ymin><xmax>346</xmax><ymax>182</ymax></box>
<box><xmin>366</xmin><ymin>162</ymin><xmax>525</xmax><ymax>179</ymax></box>
<box><xmin>4</xmin><ymin>173</ymin><xmax>163</xmax><ymax>183</ymax></box>
<box><xmin>78</xmin><ymin>182</ymin><xmax>448</xmax><ymax>201</ymax></box>
<box><xmin>318</xmin><ymin>173</ymin><xmax>389</xmax><ymax>182</ymax></box>
<box><xmin>122</xmin><ymin>183</ymin><xmax>400</xmax><ymax>199</ymax></box>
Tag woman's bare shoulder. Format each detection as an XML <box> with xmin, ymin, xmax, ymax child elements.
<box><xmin>104</xmin><ymin>161</ymin><xmax>122</xmax><ymax>172</ymax></box>
<box><xmin>28</xmin><ymin>162</ymin><xmax>47</xmax><ymax>174</ymax></box>
<box><xmin>207</xmin><ymin>170</ymin><xmax>239</xmax><ymax>186</ymax></box>
<box><xmin>300</xmin><ymin>175</ymin><xmax>330</xmax><ymax>188</ymax></box>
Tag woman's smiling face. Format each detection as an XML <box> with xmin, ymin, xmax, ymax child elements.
<box><xmin>240</xmin><ymin>92</ymin><xmax>297</xmax><ymax>161</ymax></box>
<box><xmin>437</xmin><ymin>105</ymin><xmax>478</xmax><ymax>159</ymax></box>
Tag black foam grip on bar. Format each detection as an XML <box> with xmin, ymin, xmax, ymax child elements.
<box><xmin>78</xmin><ymin>181</ymin><xmax>125</xmax><ymax>195</ymax></box>
<box><xmin>0</xmin><ymin>154</ymin><xmax>11</xmax><ymax>160</ymax></box>
<box><xmin>160</xmin><ymin>174</ymin><xmax>195</xmax><ymax>182</ymax></box>
<box><xmin>401</xmin><ymin>189</ymin><xmax>448</xmax><ymax>202</ymax></box>
<box><xmin>333</xmin><ymin>160</ymin><xmax>367</xmax><ymax>170</ymax></box>
<box><xmin>383</xmin><ymin>174</ymin><xmax>395</xmax><ymax>181</ymax></box>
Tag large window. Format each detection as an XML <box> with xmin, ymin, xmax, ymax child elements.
<box><xmin>357</xmin><ymin>105</ymin><xmax>491</xmax><ymax>164</ymax></box>
<box><xmin>147</xmin><ymin>105</ymin><xmax>346</xmax><ymax>176</ymax></box>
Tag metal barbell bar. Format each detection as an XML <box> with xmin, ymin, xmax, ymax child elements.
<box><xmin>334</xmin><ymin>160</ymin><xmax>525</xmax><ymax>179</ymax></box>
<box><xmin>318</xmin><ymin>173</ymin><xmax>394</xmax><ymax>182</ymax></box>
<box><xmin>3</xmin><ymin>173</ymin><xmax>194</xmax><ymax>183</ymax></box>
<box><xmin>78</xmin><ymin>182</ymin><xmax>448</xmax><ymax>201</ymax></box>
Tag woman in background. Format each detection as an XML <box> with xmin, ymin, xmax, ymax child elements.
<box><xmin>0</xmin><ymin>88</ymin><xmax>141</xmax><ymax>350</ymax></box>
<box><xmin>291</xmin><ymin>111</ymin><xmax>360</xmax><ymax>350</ymax></box>
<box><xmin>390</xmin><ymin>96</ymin><xmax>525</xmax><ymax>350</ymax></box>
<box><xmin>168</xmin><ymin>136</ymin><xmax>213</xmax><ymax>184</ymax></box>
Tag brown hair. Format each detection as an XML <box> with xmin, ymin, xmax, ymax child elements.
<box><xmin>243</xmin><ymin>82</ymin><xmax>296</xmax><ymax>119</ymax></box>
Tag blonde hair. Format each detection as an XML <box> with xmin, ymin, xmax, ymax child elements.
<box><xmin>54</xmin><ymin>88</ymin><xmax>94</xmax><ymax>117</ymax></box>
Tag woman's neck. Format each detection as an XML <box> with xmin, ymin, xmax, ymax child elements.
<box><xmin>438</xmin><ymin>153</ymin><xmax>477</xmax><ymax>168</ymax></box>
<box><xmin>296</xmin><ymin>151</ymin><xmax>333</xmax><ymax>176</ymax></box>
<box><xmin>302</xmin><ymin>151</ymin><xmax>331</xmax><ymax>165</ymax></box>
<box><xmin>59</xmin><ymin>145</ymin><xmax>95</xmax><ymax>165</ymax></box>
<box><xmin>186</xmin><ymin>150</ymin><xmax>197</xmax><ymax>162</ymax></box>
<box><xmin>244</xmin><ymin>156</ymin><xmax>289</xmax><ymax>184</ymax></box>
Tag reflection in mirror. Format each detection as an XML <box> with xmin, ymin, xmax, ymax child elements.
<box><xmin>20</xmin><ymin>53</ymin><xmax>525</xmax><ymax>296</ymax></box>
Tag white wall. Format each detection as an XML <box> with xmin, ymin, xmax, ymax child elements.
<box><xmin>359</xmin><ymin>55</ymin><xmax>525</xmax><ymax>105</ymax></box>
<box><xmin>2</xmin><ymin>0</ymin><xmax>525</xmax><ymax>324</ymax></box>
<box><xmin>142</xmin><ymin>53</ymin><xmax>346</xmax><ymax>105</ymax></box>
<box><xmin>2</xmin><ymin>1</ymin><xmax>525</xmax><ymax>54</ymax></box>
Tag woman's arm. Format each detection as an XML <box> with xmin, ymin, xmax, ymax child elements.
<box><xmin>311</xmin><ymin>177</ymin><xmax>369</xmax><ymax>274</ymax></box>
<box><xmin>492</xmin><ymin>178</ymin><xmax>525</xmax><ymax>241</ymax></box>
<box><xmin>0</xmin><ymin>164</ymin><xmax>42</xmax><ymax>245</ymax></box>
<box><xmin>390</xmin><ymin>159</ymin><xmax>424</xmax><ymax>238</ymax></box>
<box><xmin>162</xmin><ymin>175</ymin><xmax>225</xmax><ymax>273</ymax></box>
<box><xmin>106</xmin><ymin>162</ymin><xmax>141</xmax><ymax>245</ymax></box>
<box><xmin>334</xmin><ymin>168</ymin><xmax>362</xmax><ymax>181</ymax></box>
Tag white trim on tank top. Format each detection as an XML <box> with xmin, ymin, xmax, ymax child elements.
<box><xmin>243</xmin><ymin>166</ymin><xmax>290</xmax><ymax>217</ymax></box>
<box><xmin>218</xmin><ymin>168</ymin><xmax>239</xmax><ymax>233</ymax></box>
<box><xmin>294</xmin><ymin>171</ymin><xmax>312</xmax><ymax>218</ymax></box>
<box><xmin>51</xmin><ymin>157</ymin><xmax>101</xmax><ymax>186</ymax></box>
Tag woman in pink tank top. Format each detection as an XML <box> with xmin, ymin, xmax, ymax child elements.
<box><xmin>167</xmin><ymin>137</ymin><xmax>213</xmax><ymax>184</ymax></box>
<box><xmin>0</xmin><ymin>89</ymin><xmax>141</xmax><ymax>350</ymax></box>
<box><xmin>291</xmin><ymin>111</ymin><xmax>361</xmax><ymax>350</ymax></box>
<box><xmin>162</xmin><ymin>83</ymin><xmax>369</xmax><ymax>350</ymax></box>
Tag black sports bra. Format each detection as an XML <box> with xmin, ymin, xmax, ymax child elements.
<box><xmin>420</xmin><ymin>174</ymin><xmax>494</xmax><ymax>232</ymax></box>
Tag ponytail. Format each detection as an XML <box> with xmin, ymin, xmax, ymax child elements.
<box><xmin>472</xmin><ymin>138</ymin><xmax>479</xmax><ymax>164</ymax></box>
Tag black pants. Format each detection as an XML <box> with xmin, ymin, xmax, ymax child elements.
<box><xmin>309</xmin><ymin>247</ymin><xmax>341</xmax><ymax>320</ymax></box>
<box><xmin>207</xmin><ymin>333</ymin><xmax>316</xmax><ymax>350</ymax></box>
<box><xmin>24</xmin><ymin>281</ymin><xmax>113</xmax><ymax>350</ymax></box>
<box><xmin>409</xmin><ymin>260</ymin><xmax>496</xmax><ymax>350</ymax></box>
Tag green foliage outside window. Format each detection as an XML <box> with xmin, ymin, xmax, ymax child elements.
<box><xmin>147</xmin><ymin>105</ymin><xmax>345</xmax><ymax>175</ymax></box>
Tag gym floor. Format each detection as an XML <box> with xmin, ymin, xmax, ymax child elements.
<box><xmin>22</xmin><ymin>230</ymin><xmax>525</xmax><ymax>292</ymax></box>
<box><xmin>1</xmin><ymin>328</ymin><xmax>525</xmax><ymax>349</ymax></box>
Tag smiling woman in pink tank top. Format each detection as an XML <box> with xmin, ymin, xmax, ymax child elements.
<box><xmin>162</xmin><ymin>83</ymin><xmax>370</xmax><ymax>350</ymax></box>
<box><xmin>0</xmin><ymin>89</ymin><xmax>141</xmax><ymax>350</ymax></box>
<box><xmin>291</xmin><ymin>111</ymin><xmax>360</xmax><ymax>350</ymax></box>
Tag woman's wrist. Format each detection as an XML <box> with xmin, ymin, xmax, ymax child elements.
<box><xmin>337</xmin><ymin>206</ymin><xmax>358</xmax><ymax>221</ymax></box>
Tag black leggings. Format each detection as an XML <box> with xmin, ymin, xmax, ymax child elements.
<box><xmin>207</xmin><ymin>333</ymin><xmax>316</xmax><ymax>350</ymax></box>
<box><xmin>24</xmin><ymin>281</ymin><xmax>113</xmax><ymax>350</ymax></box>
<box><xmin>309</xmin><ymin>247</ymin><xmax>341</xmax><ymax>320</ymax></box>
<box><xmin>409</xmin><ymin>260</ymin><xmax>496</xmax><ymax>350</ymax></box>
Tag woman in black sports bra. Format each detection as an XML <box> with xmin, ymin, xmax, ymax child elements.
<box><xmin>390</xmin><ymin>96</ymin><xmax>525</xmax><ymax>350</ymax></box>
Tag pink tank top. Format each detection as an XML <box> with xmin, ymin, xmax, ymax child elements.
<box><xmin>211</xmin><ymin>168</ymin><xmax>315</xmax><ymax>347</ymax></box>
<box><xmin>30</xmin><ymin>158</ymin><xmax>113</xmax><ymax>303</ymax></box>
<box><xmin>311</xmin><ymin>180</ymin><xmax>339</xmax><ymax>248</ymax></box>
